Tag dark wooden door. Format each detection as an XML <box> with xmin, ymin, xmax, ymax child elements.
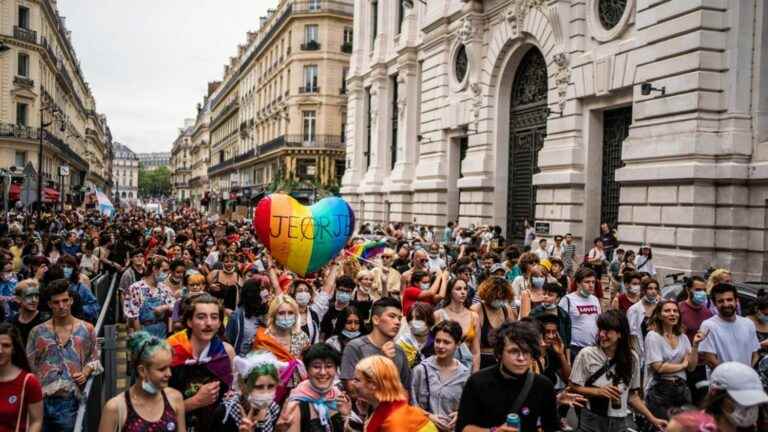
<box><xmin>601</xmin><ymin>106</ymin><xmax>632</xmax><ymax>228</ymax></box>
<box><xmin>507</xmin><ymin>48</ymin><xmax>548</xmax><ymax>243</ymax></box>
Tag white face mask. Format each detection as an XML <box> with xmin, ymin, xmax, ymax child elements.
<box><xmin>248</xmin><ymin>392</ymin><xmax>275</xmax><ymax>410</ymax></box>
<box><xmin>727</xmin><ymin>402</ymin><xmax>759</xmax><ymax>427</ymax></box>
<box><xmin>295</xmin><ymin>291</ymin><xmax>311</xmax><ymax>306</ymax></box>
<box><xmin>410</xmin><ymin>320</ymin><xmax>428</xmax><ymax>336</ymax></box>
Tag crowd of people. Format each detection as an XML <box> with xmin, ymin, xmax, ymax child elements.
<box><xmin>0</xmin><ymin>207</ymin><xmax>765</xmax><ymax>432</ymax></box>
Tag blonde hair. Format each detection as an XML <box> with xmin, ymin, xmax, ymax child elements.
<box><xmin>187</xmin><ymin>273</ymin><xmax>206</xmax><ymax>286</ymax></box>
<box><xmin>267</xmin><ymin>294</ymin><xmax>301</xmax><ymax>332</ymax></box>
<box><xmin>706</xmin><ymin>268</ymin><xmax>731</xmax><ymax>293</ymax></box>
<box><xmin>356</xmin><ymin>269</ymin><xmax>374</xmax><ymax>282</ymax></box>
<box><xmin>355</xmin><ymin>355</ymin><xmax>407</xmax><ymax>402</ymax></box>
<box><xmin>15</xmin><ymin>279</ymin><xmax>39</xmax><ymax>296</ymax></box>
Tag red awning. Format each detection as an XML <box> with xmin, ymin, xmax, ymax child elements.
<box><xmin>8</xmin><ymin>183</ymin><xmax>21</xmax><ymax>201</ymax></box>
<box><xmin>43</xmin><ymin>187</ymin><xmax>60</xmax><ymax>202</ymax></box>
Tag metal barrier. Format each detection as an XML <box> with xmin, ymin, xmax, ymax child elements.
<box><xmin>74</xmin><ymin>272</ymin><xmax>120</xmax><ymax>432</ymax></box>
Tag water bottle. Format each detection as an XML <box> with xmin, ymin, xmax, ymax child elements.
<box><xmin>506</xmin><ymin>413</ymin><xmax>521</xmax><ymax>429</ymax></box>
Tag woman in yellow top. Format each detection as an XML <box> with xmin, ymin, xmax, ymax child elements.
<box><xmin>434</xmin><ymin>277</ymin><xmax>481</xmax><ymax>371</ymax></box>
<box><xmin>350</xmin><ymin>355</ymin><xmax>437</xmax><ymax>432</ymax></box>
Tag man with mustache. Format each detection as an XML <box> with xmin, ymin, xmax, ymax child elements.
<box><xmin>699</xmin><ymin>283</ymin><xmax>760</xmax><ymax>368</ymax></box>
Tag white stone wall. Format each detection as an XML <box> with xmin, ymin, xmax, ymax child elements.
<box><xmin>343</xmin><ymin>0</ymin><xmax>768</xmax><ymax>280</ymax></box>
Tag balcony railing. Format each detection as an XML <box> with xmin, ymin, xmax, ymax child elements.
<box><xmin>41</xmin><ymin>38</ymin><xmax>58</xmax><ymax>63</ymax></box>
<box><xmin>341</xmin><ymin>42</ymin><xmax>352</xmax><ymax>54</ymax></box>
<box><xmin>0</xmin><ymin>123</ymin><xmax>40</xmax><ymax>140</ymax></box>
<box><xmin>294</xmin><ymin>1</ymin><xmax>353</xmax><ymax>16</ymax></box>
<box><xmin>261</xmin><ymin>134</ymin><xmax>344</xmax><ymax>153</ymax></box>
<box><xmin>13</xmin><ymin>76</ymin><xmax>34</xmax><ymax>89</ymax></box>
<box><xmin>298</xmin><ymin>86</ymin><xmax>320</xmax><ymax>94</ymax></box>
<box><xmin>14</xmin><ymin>26</ymin><xmax>37</xmax><ymax>44</ymax></box>
<box><xmin>300</xmin><ymin>40</ymin><xmax>321</xmax><ymax>51</ymax></box>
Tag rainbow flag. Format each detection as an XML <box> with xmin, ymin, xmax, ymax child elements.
<box><xmin>346</xmin><ymin>239</ymin><xmax>387</xmax><ymax>262</ymax></box>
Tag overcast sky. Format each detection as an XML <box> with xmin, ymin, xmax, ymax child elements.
<box><xmin>59</xmin><ymin>0</ymin><xmax>270</xmax><ymax>154</ymax></box>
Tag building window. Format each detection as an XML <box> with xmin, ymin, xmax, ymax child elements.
<box><xmin>459</xmin><ymin>136</ymin><xmax>468</xmax><ymax>178</ymax></box>
<box><xmin>335</xmin><ymin>159</ymin><xmax>346</xmax><ymax>184</ymax></box>
<box><xmin>297</xmin><ymin>159</ymin><xmax>317</xmax><ymax>180</ymax></box>
<box><xmin>342</xmin><ymin>27</ymin><xmax>353</xmax><ymax>53</ymax></box>
<box><xmin>14</xmin><ymin>151</ymin><xmax>26</xmax><ymax>168</ymax></box>
<box><xmin>308</xmin><ymin>0</ymin><xmax>321</xmax><ymax>11</ymax></box>
<box><xmin>18</xmin><ymin>6</ymin><xmax>29</xmax><ymax>29</ymax></box>
<box><xmin>398</xmin><ymin>0</ymin><xmax>405</xmax><ymax>34</ymax></box>
<box><xmin>17</xmin><ymin>53</ymin><xmax>29</xmax><ymax>77</ymax></box>
<box><xmin>303</xmin><ymin>25</ymin><xmax>319</xmax><ymax>50</ymax></box>
<box><xmin>598</xmin><ymin>0</ymin><xmax>628</xmax><ymax>30</ymax></box>
<box><xmin>390</xmin><ymin>75</ymin><xmax>398</xmax><ymax>170</ymax></box>
<box><xmin>303</xmin><ymin>65</ymin><xmax>318</xmax><ymax>92</ymax></box>
<box><xmin>303</xmin><ymin>111</ymin><xmax>316</xmax><ymax>144</ymax></box>
<box><xmin>371</xmin><ymin>1</ymin><xmax>378</xmax><ymax>49</ymax></box>
<box><xmin>454</xmin><ymin>45</ymin><xmax>468</xmax><ymax>84</ymax></box>
<box><xmin>341</xmin><ymin>67</ymin><xmax>348</xmax><ymax>94</ymax></box>
<box><xmin>365</xmin><ymin>87</ymin><xmax>372</xmax><ymax>169</ymax></box>
<box><xmin>16</xmin><ymin>103</ymin><xmax>28</xmax><ymax>126</ymax></box>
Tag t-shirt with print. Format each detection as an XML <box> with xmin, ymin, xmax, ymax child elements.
<box><xmin>0</xmin><ymin>371</ymin><xmax>43</xmax><ymax>432</ymax></box>
<box><xmin>559</xmin><ymin>293</ymin><xmax>601</xmax><ymax>347</ymax></box>
<box><xmin>644</xmin><ymin>330</ymin><xmax>691</xmax><ymax>383</ymax></box>
<box><xmin>570</xmin><ymin>346</ymin><xmax>641</xmax><ymax>418</ymax></box>
<box><xmin>699</xmin><ymin>315</ymin><xmax>760</xmax><ymax>367</ymax></box>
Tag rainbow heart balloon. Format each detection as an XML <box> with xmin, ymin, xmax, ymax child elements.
<box><xmin>253</xmin><ymin>194</ymin><xmax>355</xmax><ymax>275</ymax></box>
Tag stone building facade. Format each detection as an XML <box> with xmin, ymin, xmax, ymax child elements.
<box><xmin>341</xmin><ymin>0</ymin><xmax>768</xmax><ymax>280</ymax></box>
<box><xmin>136</xmin><ymin>152</ymin><xmax>170</xmax><ymax>171</ymax></box>
<box><xmin>170</xmin><ymin>119</ymin><xmax>194</xmax><ymax>202</ymax></box>
<box><xmin>206</xmin><ymin>0</ymin><xmax>352</xmax><ymax>211</ymax></box>
<box><xmin>0</xmin><ymin>0</ymin><xmax>113</xmax><ymax>203</ymax></box>
<box><xmin>112</xmin><ymin>142</ymin><xmax>138</xmax><ymax>202</ymax></box>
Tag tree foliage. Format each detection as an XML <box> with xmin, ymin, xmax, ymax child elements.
<box><xmin>138</xmin><ymin>165</ymin><xmax>171</xmax><ymax>198</ymax></box>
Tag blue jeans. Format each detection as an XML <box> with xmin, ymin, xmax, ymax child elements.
<box><xmin>44</xmin><ymin>394</ymin><xmax>79</xmax><ymax>432</ymax></box>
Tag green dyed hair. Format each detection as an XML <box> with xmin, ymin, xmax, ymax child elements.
<box><xmin>241</xmin><ymin>363</ymin><xmax>279</xmax><ymax>391</ymax></box>
<box><xmin>127</xmin><ymin>330</ymin><xmax>171</xmax><ymax>366</ymax></box>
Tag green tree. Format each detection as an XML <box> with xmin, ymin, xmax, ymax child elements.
<box><xmin>138</xmin><ymin>165</ymin><xmax>171</xmax><ymax>198</ymax></box>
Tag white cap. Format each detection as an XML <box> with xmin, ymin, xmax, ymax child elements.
<box><xmin>709</xmin><ymin>362</ymin><xmax>768</xmax><ymax>407</ymax></box>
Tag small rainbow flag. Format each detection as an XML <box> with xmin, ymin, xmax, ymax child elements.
<box><xmin>346</xmin><ymin>239</ymin><xmax>387</xmax><ymax>262</ymax></box>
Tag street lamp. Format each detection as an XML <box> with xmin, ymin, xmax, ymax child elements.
<box><xmin>37</xmin><ymin>87</ymin><xmax>65</xmax><ymax>213</ymax></box>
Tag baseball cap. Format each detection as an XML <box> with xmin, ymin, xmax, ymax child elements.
<box><xmin>709</xmin><ymin>362</ymin><xmax>768</xmax><ymax>406</ymax></box>
<box><xmin>490</xmin><ymin>263</ymin><xmax>508</xmax><ymax>274</ymax></box>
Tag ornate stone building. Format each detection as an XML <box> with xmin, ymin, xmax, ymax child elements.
<box><xmin>170</xmin><ymin>119</ymin><xmax>194</xmax><ymax>202</ymax></box>
<box><xmin>136</xmin><ymin>152</ymin><xmax>170</xmax><ymax>171</ymax></box>
<box><xmin>0</xmin><ymin>0</ymin><xmax>113</xmax><ymax>204</ymax></box>
<box><xmin>112</xmin><ymin>142</ymin><xmax>138</xmax><ymax>202</ymax></box>
<box><xmin>341</xmin><ymin>0</ymin><xmax>768</xmax><ymax>280</ymax></box>
<box><xmin>206</xmin><ymin>0</ymin><xmax>351</xmax><ymax>212</ymax></box>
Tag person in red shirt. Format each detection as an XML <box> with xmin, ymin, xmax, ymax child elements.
<box><xmin>678</xmin><ymin>275</ymin><xmax>713</xmax><ymax>405</ymax></box>
<box><xmin>0</xmin><ymin>323</ymin><xmax>42</xmax><ymax>432</ymax></box>
<box><xmin>401</xmin><ymin>269</ymin><xmax>446</xmax><ymax>317</ymax></box>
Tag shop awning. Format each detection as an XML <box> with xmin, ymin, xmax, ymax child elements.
<box><xmin>42</xmin><ymin>187</ymin><xmax>60</xmax><ymax>202</ymax></box>
<box><xmin>8</xmin><ymin>183</ymin><xmax>21</xmax><ymax>201</ymax></box>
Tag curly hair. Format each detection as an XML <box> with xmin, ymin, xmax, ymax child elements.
<box><xmin>477</xmin><ymin>276</ymin><xmax>514</xmax><ymax>303</ymax></box>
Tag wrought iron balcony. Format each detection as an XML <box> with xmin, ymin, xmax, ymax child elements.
<box><xmin>0</xmin><ymin>123</ymin><xmax>40</xmax><ymax>140</ymax></box>
<box><xmin>260</xmin><ymin>134</ymin><xmax>344</xmax><ymax>153</ymax></box>
<box><xmin>294</xmin><ymin>1</ymin><xmax>353</xmax><ymax>16</ymax></box>
<box><xmin>301</xmin><ymin>40</ymin><xmax>320</xmax><ymax>51</ymax></box>
<box><xmin>298</xmin><ymin>86</ymin><xmax>320</xmax><ymax>94</ymax></box>
<box><xmin>14</xmin><ymin>26</ymin><xmax>37</xmax><ymax>44</ymax></box>
<box><xmin>341</xmin><ymin>42</ymin><xmax>352</xmax><ymax>54</ymax></box>
<box><xmin>13</xmin><ymin>76</ymin><xmax>34</xmax><ymax>89</ymax></box>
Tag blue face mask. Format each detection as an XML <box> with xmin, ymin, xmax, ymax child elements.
<box><xmin>141</xmin><ymin>379</ymin><xmax>159</xmax><ymax>395</ymax></box>
<box><xmin>336</xmin><ymin>291</ymin><xmax>352</xmax><ymax>304</ymax></box>
<box><xmin>341</xmin><ymin>329</ymin><xmax>360</xmax><ymax>339</ymax></box>
<box><xmin>692</xmin><ymin>290</ymin><xmax>707</xmax><ymax>305</ymax></box>
<box><xmin>758</xmin><ymin>312</ymin><xmax>768</xmax><ymax>324</ymax></box>
<box><xmin>63</xmin><ymin>267</ymin><xmax>73</xmax><ymax>279</ymax></box>
<box><xmin>275</xmin><ymin>315</ymin><xmax>296</xmax><ymax>329</ymax></box>
<box><xmin>532</xmin><ymin>277</ymin><xmax>545</xmax><ymax>289</ymax></box>
<box><xmin>156</xmin><ymin>271</ymin><xmax>168</xmax><ymax>283</ymax></box>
